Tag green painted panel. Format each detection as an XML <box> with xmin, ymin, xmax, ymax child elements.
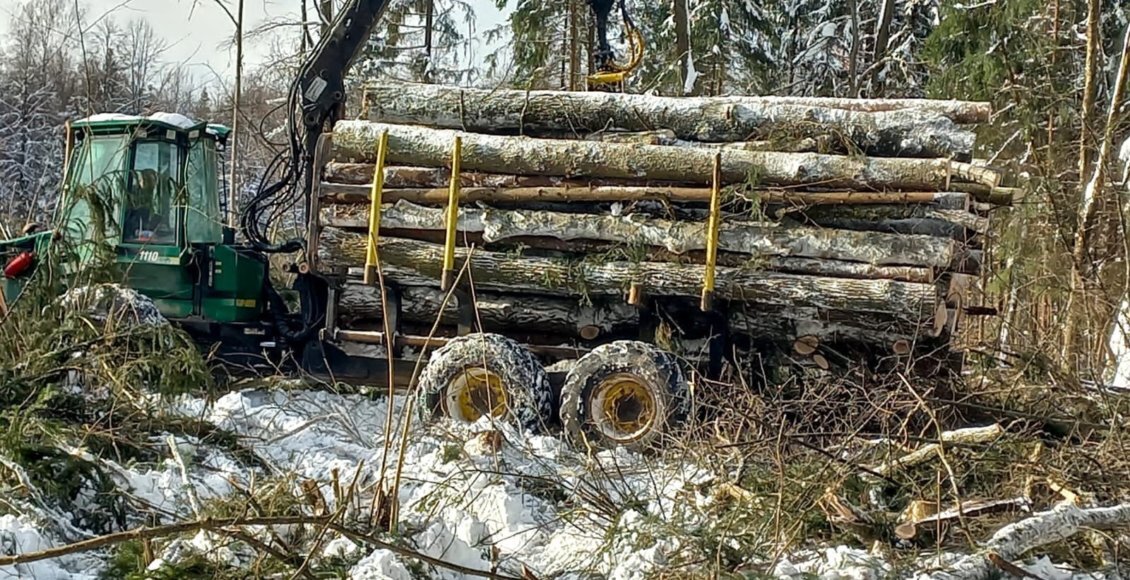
<box><xmin>206</xmin><ymin>245</ymin><xmax>267</xmax><ymax>323</ymax></box>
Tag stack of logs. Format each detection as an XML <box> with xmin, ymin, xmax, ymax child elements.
<box><xmin>314</xmin><ymin>82</ymin><xmax>1010</xmax><ymax>362</ymax></box>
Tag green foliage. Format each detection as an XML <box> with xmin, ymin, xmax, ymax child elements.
<box><xmin>355</xmin><ymin>0</ymin><xmax>478</xmax><ymax>85</ymax></box>
<box><xmin>486</xmin><ymin>0</ymin><xmax>573</xmax><ymax>88</ymax></box>
<box><xmin>0</xmin><ymin>225</ymin><xmax>216</xmax><ymax>534</ymax></box>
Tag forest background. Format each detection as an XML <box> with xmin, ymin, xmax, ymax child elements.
<box><xmin>2</xmin><ymin>0</ymin><xmax>1130</xmax><ymax>383</ymax></box>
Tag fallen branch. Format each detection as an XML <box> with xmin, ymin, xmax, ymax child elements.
<box><xmin>867</xmin><ymin>424</ymin><xmax>1004</xmax><ymax>478</ymax></box>
<box><xmin>0</xmin><ymin>514</ymin><xmax>522</xmax><ymax>580</ymax></box>
<box><xmin>926</xmin><ymin>503</ymin><xmax>1130</xmax><ymax>580</ymax></box>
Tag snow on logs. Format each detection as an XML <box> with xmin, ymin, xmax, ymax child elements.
<box><xmin>317</xmin><ymin>85</ymin><xmax>1006</xmax><ymax>356</ymax></box>
<box><xmin>358</xmin><ymin>82</ymin><xmax>984</xmax><ymax>159</ymax></box>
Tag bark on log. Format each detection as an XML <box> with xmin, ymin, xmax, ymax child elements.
<box><xmin>330</xmin><ymin>121</ymin><xmax>1003</xmax><ymax>192</ymax></box>
<box><xmin>732</xmin><ymin>304</ymin><xmax>951</xmax><ymax>344</ymax></box>
<box><xmin>322</xmin><ymin>183</ymin><xmax>715</xmax><ymax>204</ymax></box>
<box><xmin>337</xmin><ymin>283</ymin><xmax>640</xmax><ymax>338</ymax></box>
<box><xmin>741</xmin><ymin>96</ymin><xmax>990</xmax><ymax>124</ymax></box>
<box><xmin>927</xmin><ymin>503</ymin><xmax>1130</xmax><ymax>580</ymax></box>
<box><xmin>320</xmin><ymin>182</ymin><xmax>970</xmax><ymax>209</ymax></box>
<box><xmin>323</xmin><ymin>164</ymin><xmax>679</xmax><ymax>188</ymax></box>
<box><xmin>358</xmin><ymin>82</ymin><xmax>977</xmax><ymax>159</ymax></box>
<box><xmin>347</xmin><ymin>228</ymin><xmax>939</xmax><ymax>283</ymax></box>
<box><xmin>755</xmin><ymin>191</ymin><xmax>970</xmax><ymax>210</ymax></box>
<box><xmin>336</xmin><ymin>283</ymin><xmax>942</xmax><ymax>347</ymax></box>
<box><xmin>322</xmin><ymin>200</ymin><xmax>960</xmax><ymax>268</ymax></box>
<box><xmin>774</xmin><ymin>203</ymin><xmax>988</xmax><ymax>234</ymax></box>
<box><xmin>318</xmin><ymin>228</ymin><xmax>941</xmax><ymax>320</ymax></box>
<box><xmin>322</xmin><ymin>214</ymin><xmax>937</xmax><ymax>282</ymax></box>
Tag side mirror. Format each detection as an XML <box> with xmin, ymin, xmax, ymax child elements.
<box><xmin>222</xmin><ymin>226</ymin><xmax>235</xmax><ymax>245</ymax></box>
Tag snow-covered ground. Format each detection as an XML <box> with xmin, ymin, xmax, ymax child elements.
<box><xmin>0</xmin><ymin>385</ymin><xmax>1119</xmax><ymax>579</ymax></box>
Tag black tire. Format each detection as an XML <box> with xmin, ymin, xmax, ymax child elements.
<box><xmin>560</xmin><ymin>340</ymin><xmax>690</xmax><ymax>451</ymax></box>
<box><xmin>417</xmin><ymin>333</ymin><xmax>554</xmax><ymax>433</ymax></box>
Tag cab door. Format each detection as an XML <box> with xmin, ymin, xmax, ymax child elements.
<box><xmin>116</xmin><ymin>137</ymin><xmax>195</xmax><ymax>318</ymax></box>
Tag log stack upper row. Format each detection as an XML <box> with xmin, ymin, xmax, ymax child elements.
<box><xmin>314</xmin><ymin>81</ymin><xmax>1011</xmax><ymax>359</ymax></box>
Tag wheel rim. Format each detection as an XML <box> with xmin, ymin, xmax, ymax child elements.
<box><xmin>591</xmin><ymin>373</ymin><xmax>658</xmax><ymax>443</ymax></box>
<box><xmin>445</xmin><ymin>367</ymin><xmax>508</xmax><ymax>422</ymax></box>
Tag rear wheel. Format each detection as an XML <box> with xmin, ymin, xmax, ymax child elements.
<box><xmin>418</xmin><ymin>333</ymin><xmax>554</xmax><ymax>432</ymax></box>
<box><xmin>560</xmin><ymin>341</ymin><xmax>690</xmax><ymax>451</ymax></box>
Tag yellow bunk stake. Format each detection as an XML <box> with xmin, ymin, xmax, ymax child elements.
<box><xmin>441</xmin><ymin>136</ymin><xmax>462</xmax><ymax>291</ymax></box>
<box><xmin>701</xmin><ymin>152</ymin><xmax>722</xmax><ymax>311</ymax></box>
<box><xmin>363</xmin><ymin>131</ymin><xmax>389</xmax><ymax>285</ymax></box>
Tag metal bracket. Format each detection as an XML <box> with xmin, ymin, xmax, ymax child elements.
<box><xmin>454</xmin><ymin>288</ymin><xmax>475</xmax><ymax>336</ymax></box>
<box><xmin>324</xmin><ymin>285</ymin><xmax>339</xmax><ymax>337</ymax></box>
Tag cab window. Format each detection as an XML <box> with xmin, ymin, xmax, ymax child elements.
<box><xmin>61</xmin><ymin>134</ymin><xmax>130</xmax><ymax>243</ymax></box>
<box><xmin>186</xmin><ymin>138</ymin><xmax>222</xmax><ymax>244</ymax></box>
<box><xmin>123</xmin><ymin>141</ymin><xmax>180</xmax><ymax>245</ymax></box>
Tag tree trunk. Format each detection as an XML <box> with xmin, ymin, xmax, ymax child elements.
<box><xmin>337</xmin><ymin>282</ymin><xmax>944</xmax><ymax>346</ymax></box>
<box><xmin>778</xmin><ymin>205</ymin><xmax>987</xmax><ymax>247</ymax></box>
<box><xmin>317</xmin><ymin>229</ymin><xmax>941</xmax><ymax>321</ymax></box>
<box><xmin>673</xmin><ymin>0</ymin><xmax>693</xmax><ymax>94</ymax></box>
<box><xmin>871</xmin><ymin>0</ymin><xmax>896</xmax><ymax>95</ymax></box>
<box><xmin>337</xmin><ymin>282</ymin><xmax>640</xmax><ymax>338</ymax></box>
<box><xmin>1078</xmin><ymin>0</ymin><xmax>1102</xmax><ymax>181</ymax></box>
<box><xmin>1064</xmin><ymin>19</ymin><xmax>1130</xmax><ymax>362</ymax></box>
<box><xmin>731</xmin><ymin>308</ymin><xmax>947</xmax><ymax>346</ymax></box>
<box><xmin>322</xmin><ymin>200</ymin><xmax>960</xmax><ymax>268</ymax></box>
<box><xmin>324</xmin><ymin>164</ymin><xmax>645</xmax><ymax>188</ymax></box>
<box><xmin>321</xmin><ymin>183</ymin><xmax>716</xmax><ymax>204</ymax></box>
<box><xmin>782</xmin><ymin>203</ymin><xmax>988</xmax><ymax>235</ymax></box>
<box><xmin>355</xmin><ymin>82</ymin><xmax>976</xmax><ymax>159</ymax></box>
<box><xmin>330</xmin><ymin>122</ymin><xmax>1001</xmax><ymax>191</ymax></box>
<box><xmin>321</xmin><ymin>210</ymin><xmax>938</xmax><ymax>282</ymax></box>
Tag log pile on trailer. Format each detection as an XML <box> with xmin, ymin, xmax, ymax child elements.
<box><xmin>311</xmin><ymin>82</ymin><xmax>1012</xmax><ymax>369</ymax></box>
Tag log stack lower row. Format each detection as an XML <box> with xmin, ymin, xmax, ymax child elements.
<box><xmin>312</xmin><ymin>83</ymin><xmax>1011</xmax><ymax>361</ymax></box>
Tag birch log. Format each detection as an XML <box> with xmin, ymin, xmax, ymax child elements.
<box><xmin>732</xmin><ymin>310</ymin><xmax>944</xmax><ymax>345</ymax></box>
<box><xmin>926</xmin><ymin>503</ymin><xmax>1130</xmax><ymax>580</ymax></box>
<box><xmin>789</xmin><ymin>204</ymin><xmax>989</xmax><ymax>233</ymax></box>
<box><xmin>330</xmin><ymin>121</ymin><xmax>1002</xmax><ymax>191</ymax></box>
<box><xmin>322</xmin><ymin>164</ymin><xmax>656</xmax><ymax>188</ymax></box>
<box><xmin>358</xmin><ymin>82</ymin><xmax>977</xmax><ymax>159</ymax></box>
<box><xmin>770</xmin><ymin>205</ymin><xmax>987</xmax><ymax>245</ymax></box>
<box><xmin>322</xmin><ymin>200</ymin><xmax>959</xmax><ymax>268</ymax></box>
<box><xmin>336</xmin><ymin>283</ymin><xmax>942</xmax><ymax>345</ymax></box>
<box><xmin>320</xmin><ymin>182</ymin><xmax>971</xmax><ymax>209</ymax></box>
<box><xmin>317</xmin><ymin>228</ymin><xmax>941</xmax><ymax>320</ymax></box>
<box><xmin>337</xmin><ymin>283</ymin><xmax>640</xmax><ymax>337</ymax></box>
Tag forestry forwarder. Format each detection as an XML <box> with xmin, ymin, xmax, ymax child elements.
<box><xmin>0</xmin><ymin>0</ymin><xmax>685</xmax><ymax>451</ymax></box>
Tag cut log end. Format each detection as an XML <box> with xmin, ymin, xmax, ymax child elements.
<box><xmin>794</xmin><ymin>335</ymin><xmax>820</xmax><ymax>356</ymax></box>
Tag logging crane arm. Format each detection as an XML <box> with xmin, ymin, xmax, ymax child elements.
<box><xmin>585</xmin><ymin>0</ymin><xmax>644</xmax><ymax>89</ymax></box>
<box><xmin>241</xmin><ymin>0</ymin><xmax>393</xmax><ymax>255</ymax></box>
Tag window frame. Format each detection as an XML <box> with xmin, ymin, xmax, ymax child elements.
<box><xmin>121</xmin><ymin>137</ymin><xmax>187</xmax><ymax>247</ymax></box>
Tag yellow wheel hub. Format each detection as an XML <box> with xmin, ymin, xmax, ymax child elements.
<box><xmin>447</xmin><ymin>367</ymin><xmax>508</xmax><ymax>422</ymax></box>
<box><xmin>592</xmin><ymin>374</ymin><xmax>657</xmax><ymax>442</ymax></box>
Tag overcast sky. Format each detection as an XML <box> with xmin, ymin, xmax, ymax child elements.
<box><xmin>1</xmin><ymin>0</ymin><xmax>507</xmax><ymax>84</ymax></box>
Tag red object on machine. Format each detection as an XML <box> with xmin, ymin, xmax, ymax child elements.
<box><xmin>4</xmin><ymin>251</ymin><xmax>35</xmax><ymax>278</ymax></box>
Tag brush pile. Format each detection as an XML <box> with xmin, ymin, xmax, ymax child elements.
<box><xmin>313</xmin><ymin>82</ymin><xmax>1014</xmax><ymax>363</ymax></box>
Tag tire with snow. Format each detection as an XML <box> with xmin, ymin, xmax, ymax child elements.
<box><xmin>560</xmin><ymin>340</ymin><xmax>690</xmax><ymax>452</ymax></box>
<box><xmin>417</xmin><ymin>333</ymin><xmax>554</xmax><ymax>433</ymax></box>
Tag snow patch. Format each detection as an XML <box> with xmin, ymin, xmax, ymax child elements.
<box><xmin>75</xmin><ymin>112</ymin><xmax>202</xmax><ymax>130</ymax></box>
<box><xmin>0</xmin><ymin>515</ymin><xmax>102</xmax><ymax>579</ymax></box>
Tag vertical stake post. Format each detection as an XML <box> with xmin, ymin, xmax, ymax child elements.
<box><xmin>364</xmin><ymin>131</ymin><xmax>389</xmax><ymax>285</ymax></box>
<box><xmin>441</xmin><ymin>136</ymin><xmax>462</xmax><ymax>291</ymax></box>
<box><xmin>701</xmin><ymin>151</ymin><xmax>723</xmax><ymax>311</ymax></box>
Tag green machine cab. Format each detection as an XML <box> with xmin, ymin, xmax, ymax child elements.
<box><xmin>0</xmin><ymin>113</ymin><xmax>288</xmax><ymax>359</ymax></box>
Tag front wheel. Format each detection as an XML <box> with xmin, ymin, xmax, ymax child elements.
<box><xmin>417</xmin><ymin>333</ymin><xmax>554</xmax><ymax>433</ymax></box>
<box><xmin>560</xmin><ymin>341</ymin><xmax>690</xmax><ymax>452</ymax></box>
